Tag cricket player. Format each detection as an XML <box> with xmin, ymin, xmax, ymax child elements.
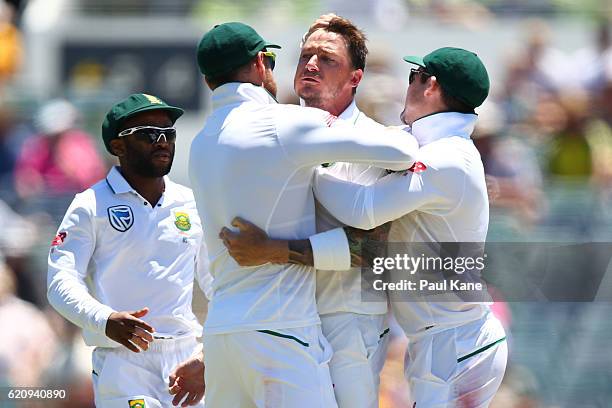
<box><xmin>221</xmin><ymin>48</ymin><xmax>508</xmax><ymax>407</ymax></box>
<box><xmin>217</xmin><ymin>15</ymin><xmax>392</xmax><ymax>408</ymax></box>
<box><xmin>294</xmin><ymin>16</ymin><xmax>391</xmax><ymax>408</ymax></box>
<box><xmin>47</xmin><ymin>94</ymin><xmax>208</xmax><ymax>408</ymax></box>
<box><xmin>313</xmin><ymin>48</ymin><xmax>508</xmax><ymax>407</ymax></box>
<box><xmin>187</xmin><ymin>22</ymin><xmax>420</xmax><ymax>407</ymax></box>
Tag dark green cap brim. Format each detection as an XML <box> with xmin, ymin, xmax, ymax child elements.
<box><xmin>403</xmin><ymin>56</ymin><xmax>425</xmax><ymax>67</ymax></box>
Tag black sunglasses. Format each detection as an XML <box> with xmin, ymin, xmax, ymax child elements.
<box><xmin>262</xmin><ymin>50</ymin><xmax>276</xmax><ymax>71</ymax></box>
<box><xmin>118</xmin><ymin>126</ymin><xmax>177</xmax><ymax>144</ymax></box>
<box><xmin>409</xmin><ymin>68</ymin><xmax>432</xmax><ymax>84</ymax></box>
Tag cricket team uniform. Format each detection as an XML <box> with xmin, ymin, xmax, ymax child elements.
<box><xmin>315</xmin><ymin>101</ymin><xmax>390</xmax><ymax>408</ymax></box>
<box><xmin>188</xmin><ymin>82</ymin><xmax>418</xmax><ymax>408</ymax></box>
<box><xmin>314</xmin><ymin>112</ymin><xmax>508</xmax><ymax>407</ymax></box>
<box><xmin>48</xmin><ymin>166</ymin><xmax>208</xmax><ymax>408</ymax></box>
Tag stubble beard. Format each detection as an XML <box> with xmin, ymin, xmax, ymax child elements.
<box><xmin>126</xmin><ymin>146</ymin><xmax>174</xmax><ymax>178</ymax></box>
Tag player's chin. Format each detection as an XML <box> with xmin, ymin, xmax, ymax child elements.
<box><xmin>149</xmin><ymin>160</ymin><xmax>173</xmax><ymax>177</ymax></box>
<box><xmin>297</xmin><ymin>86</ymin><xmax>320</xmax><ymax>101</ymax></box>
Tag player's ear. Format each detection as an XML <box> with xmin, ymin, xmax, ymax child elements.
<box><xmin>255</xmin><ymin>52</ymin><xmax>267</xmax><ymax>81</ymax></box>
<box><xmin>424</xmin><ymin>76</ymin><xmax>440</xmax><ymax>97</ymax></box>
<box><xmin>350</xmin><ymin>69</ymin><xmax>363</xmax><ymax>89</ymax></box>
<box><xmin>110</xmin><ymin>138</ymin><xmax>126</xmax><ymax>157</ymax></box>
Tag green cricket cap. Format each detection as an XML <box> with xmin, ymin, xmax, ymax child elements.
<box><xmin>102</xmin><ymin>93</ymin><xmax>184</xmax><ymax>155</ymax></box>
<box><xmin>197</xmin><ymin>22</ymin><xmax>281</xmax><ymax>78</ymax></box>
<box><xmin>403</xmin><ymin>47</ymin><xmax>490</xmax><ymax>109</ymax></box>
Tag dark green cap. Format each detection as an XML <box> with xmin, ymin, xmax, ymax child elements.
<box><xmin>197</xmin><ymin>22</ymin><xmax>281</xmax><ymax>78</ymax></box>
<box><xmin>102</xmin><ymin>93</ymin><xmax>184</xmax><ymax>155</ymax></box>
<box><xmin>403</xmin><ymin>47</ymin><xmax>490</xmax><ymax>109</ymax></box>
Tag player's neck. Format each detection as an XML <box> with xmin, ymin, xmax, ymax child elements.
<box><xmin>119</xmin><ymin>168</ymin><xmax>165</xmax><ymax>206</ymax></box>
<box><xmin>305</xmin><ymin>96</ymin><xmax>353</xmax><ymax>117</ymax></box>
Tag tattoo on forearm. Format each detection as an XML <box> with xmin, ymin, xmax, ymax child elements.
<box><xmin>345</xmin><ymin>222</ymin><xmax>392</xmax><ymax>267</ymax></box>
<box><xmin>288</xmin><ymin>239</ymin><xmax>314</xmax><ymax>266</ymax></box>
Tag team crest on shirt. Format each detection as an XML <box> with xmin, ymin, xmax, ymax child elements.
<box><xmin>128</xmin><ymin>399</ymin><xmax>145</xmax><ymax>408</ymax></box>
<box><xmin>174</xmin><ymin>212</ymin><xmax>191</xmax><ymax>231</ymax></box>
<box><xmin>107</xmin><ymin>205</ymin><xmax>134</xmax><ymax>232</ymax></box>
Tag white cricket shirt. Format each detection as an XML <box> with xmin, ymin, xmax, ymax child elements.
<box><xmin>315</xmin><ymin>100</ymin><xmax>389</xmax><ymax>316</ymax></box>
<box><xmin>188</xmin><ymin>82</ymin><xmax>418</xmax><ymax>335</ymax></box>
<box><xmin>314</xmin><ymin>112</ymin><xmax>490</xmax><ymax>336</ymax></box>
<box><xmin>48</xmin><ymin>166</ymin><xmax>206</xmax><ymax>347</ymax></box>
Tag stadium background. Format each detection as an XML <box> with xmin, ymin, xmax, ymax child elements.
<box><xmin>0</xmin><ymin>0</ymin><xmax>611</xmax><ymax>406</ymax></box>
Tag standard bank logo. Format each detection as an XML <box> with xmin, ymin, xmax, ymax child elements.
<box><xmin>107</xmin><ymin>205</ymin><xmax>134</xmax><ymax>232</ymax></box>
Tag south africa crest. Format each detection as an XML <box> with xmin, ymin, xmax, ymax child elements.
<box><xmin>174</xmin><ymin>212</ymin><xmax>191</xmax><ymax>231</ymax></box>
<box><xmin>128</xmin><ymin>399</ymin><xmax>145</xmax><ymax>408</ymax></box>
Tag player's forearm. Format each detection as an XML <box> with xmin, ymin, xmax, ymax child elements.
<box><xmin>47</xmin><ymin>272</ymin><xmax>115</xmax><ymax>335</ymax></box>
<box><xmin>287</xmin><ymin>239</ymin><xmax>314</xmax><ymax>266</ymax></box>
<box><xmin>255</xmin><ymin>238</ymin><xmax>314</xmax><ymax>266</ymax></box>
<box><xmin>344</xmin><ymin>223</ymin><xmax>392</xmax><ymax>267</ymax></box>
<box><xmin>284</xmin><ymin>226</ymin><xmax>390</xmax><ymax>268</ymax></box>
<box><xmin>296</xmin><ymin>126</ymin><xmax>419</xmax><ymax>171</ymax></box>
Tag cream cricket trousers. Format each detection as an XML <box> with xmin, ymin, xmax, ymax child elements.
<box><xmin>405</xmin><ymin>313</ymin><xmax>508</xmax><ymax>408</ymax></box>
<box><xmin>321</xmin><ymin>312</ymin><xmax>390</xmax><ymax>408</ymax></box>
<box><xmin>203</xmin><ymin>325</ymin><xmax>337</xmax><ymax>408</ymax></box>
<box><xmin>92</xmin><ymin>335</ymin><xmax>204</xmax><ymax>408</ymax></box>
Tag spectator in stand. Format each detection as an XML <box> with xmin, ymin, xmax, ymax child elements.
<box><xmin>0</xmin><ymin>254</ymin><xmax>58</xmax><ymax>387</ymax></box>
<box><xmin>14</xmin><ymin>100</ymin><xmax>106</xmax><ymax>215</ymax></box>
<box><xmin>0</xmin><ymin>0</ymin><xmax>21</xmax><ymax>87</ymax></box>
<box><xmin>473</xmin><ymin>101</ymin><xmax>544</xmax><ymax>226</ymax></box>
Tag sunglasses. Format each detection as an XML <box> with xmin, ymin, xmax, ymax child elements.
<box><xmin>262</xmin><ymin>50</ymin><xmax>276</xmax><ymax>71</ymax></box>
<box><xmin>409</xmin><ymin>68</ymin><xmax>432</xmax><ymax>84</ymax></box>
<box><xmin>117</xmin><ymin>126</ymin><xmax>177</xmax><ymax>144</ymax></box>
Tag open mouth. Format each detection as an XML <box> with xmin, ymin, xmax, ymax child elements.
<box><xmin>301</xmin><ymin>76</ymin><xmax>321</xmax><ymax>84</ymax></box>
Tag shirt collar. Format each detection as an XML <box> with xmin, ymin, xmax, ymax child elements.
<box><xmin>105</xmin><ymin>166</ymin><xmax>134</xmax><ymax>194</ymax></box>
<box><xmin>338</xmin><ymin>100</ymin><xmax>361</xmax><ymax>124</ymax></box>
<box><xmin>211</xmin><ymin>82</ymin><xmax>277</xmax><ymax>110</ymax></box>
<box><xmin>105</xmin><ymin>166</ymin><xmax>170</xmax><ymax>197</ymax></box>
<box><xmin>410</xmin><ymin>112</ymin><xmax>478</xmax><ymax>146</ymax></box>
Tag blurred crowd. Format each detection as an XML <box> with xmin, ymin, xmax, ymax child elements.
<box><xmin>1</xmin><ymin>0</ymin><xmax>612</xmax><ymax>406</ymax></box>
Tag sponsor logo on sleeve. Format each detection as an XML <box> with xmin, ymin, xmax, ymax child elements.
<box><xmin>51</xmin><ymin>231</ymin><xmax>67</xmax><ymax>247</ymax></box>
<box><xmin>107</xmin><ymin>205</ymin><xmax>134</xmax><ymax>232</ymax></box>
<box><xmin>407</xmin><ymin>161</ymin><xmax>427</xmax><ymax>173</ymax></box>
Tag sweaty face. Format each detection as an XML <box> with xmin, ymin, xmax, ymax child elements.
<box><xmin>118</xmin><ymin>110</ymin><xmax>175</xmax><ymax>178</ymax></box>
<box><xmin>294</xmin><ymin>30</ymin><xmax>360</xmax><ymax>110</ymax></box>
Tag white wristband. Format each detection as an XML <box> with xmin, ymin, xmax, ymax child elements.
<box><xmin>309</xmin><ymin>227</ymin><xmax>351</xmax><ymax>271</ymax></box>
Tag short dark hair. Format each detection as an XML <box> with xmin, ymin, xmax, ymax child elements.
<box><xmin>440</xmin><ymin>89</ymin><xmax>474</xmax><ymax>113</ymax></box>
<box><xmin>324</xmin><ymin>17</ymin><xmax>368</xmax><ymax>71</ymax></box>
<box><xmin>417</xmin><ymin>71</ymin><xmax>474</xmax><ymax>114</ymax></box>
<box><xmin>205</xmin><ymin>70</ymin><xmax>238</xmax><ymax>90</ymax></box>
<box><xmin>205</xmin><ymin>51</ymin><xmax>275</xmax><ymax>90</ymax></box>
